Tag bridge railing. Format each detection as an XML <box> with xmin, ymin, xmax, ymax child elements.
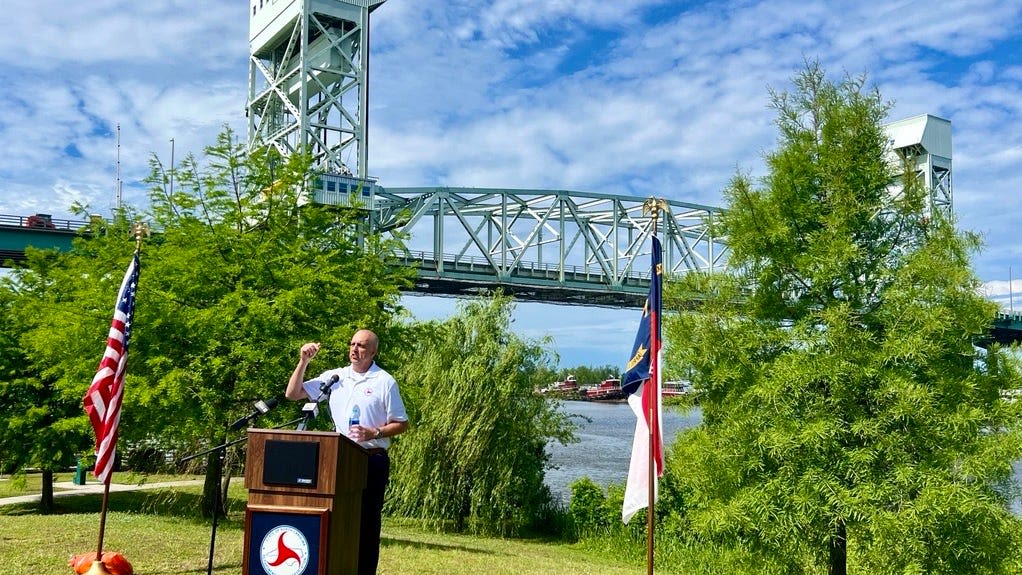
<box><xmin>398</xmin><ymin>250</ymin><xmax>652</xmax><ymax>283</ymax></box>
<box><xmin>0</xmin><ymin>214</ymin><xmax>91</xmax><ymax>232</ymax></box>
<box><xmin>995</xmin><ymin>312</ymin><xmax>1022</xmax><ymax>324</ymax></box>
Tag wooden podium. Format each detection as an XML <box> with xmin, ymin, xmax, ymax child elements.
<box><xmin>243</xmin><ymin>429</ymin><xmax>368</xmax><ymax>575</ymax></box>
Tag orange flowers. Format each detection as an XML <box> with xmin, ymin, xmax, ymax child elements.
<box><xmin>68</xmin><ymin>551</ymin><xmax>134</xmax><ymax>575</ymax></box>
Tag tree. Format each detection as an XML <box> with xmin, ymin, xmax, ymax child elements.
<box><xmin>2</xmin><ymin>128</ymin><xmax>414</xmax><ymax>513</ymax></box>
<box><xmin>557</xmin><ymin>364</ymin><xmax>621</xmax><ymax>386</ymax></box>
<box><xmin>665</xmin><ymin>63</ymin><xmax>1022</xmax><ymax>574</ymax></box>
<box><xmin>1</xmin><ymin>240</ymin><xmax>130</xmax><ymax>511</ymax></box>
<box><xmin>0</xmin><ymin>272</ymin><xmax>87</xmax><ymax>511</ymax></box>
<box><xmin>387</xmin><ymin>293</ymin><xmax>576</xmax><ymax>536</ymax></box>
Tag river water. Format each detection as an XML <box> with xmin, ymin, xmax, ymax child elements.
<box><xmin>545</xmin><ymin>400</ymin><xmax>1022</xmax><ymax>515</ymax></box>
<box><xmin>544</xmin><ymin>400</ymin><xmax>700</xmax><ymax>502</ymax></box>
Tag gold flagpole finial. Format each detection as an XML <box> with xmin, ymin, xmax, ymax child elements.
<box><xmin>131</xmin><ymin>222</ymin><xmax>150</xmax><ymax>252</ymax></box>
<box><xmin>642</xmin><ymin>197</ymin><xmax>669</xmax><ymax>232</ymax></box>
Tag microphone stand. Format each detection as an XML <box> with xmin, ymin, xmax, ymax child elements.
<box><xmin>178</xmin><ymin>435</ymin><xmax>246</xmax><ymax>575</ymax></box>
<box><xmin>296</xmin><ymin>404</ymin><xmax>319</xmax><ymax>431</ymax></box>
<box><xmin>296</xmin><ymin>379</ymin><xmax>336</xmax><ymax>431</ymax></box>
<box><xmin>177</xmin><ymin>410</ymin><xmax>283</xmax><ymax>575</ymax></box>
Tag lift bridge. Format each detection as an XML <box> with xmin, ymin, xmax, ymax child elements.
<box><xmin>237</xmin><ymin>0</ymin><xmax>950</xmax><ymax>309</ymax></box>
<box><xmin>316</xmin><ymin>180</ymin><xmax>725</xmax><ymax>307</ymax></box>
<box><xmin>0</xmin><ymin>186</ymin><xmax>725</xmax><ymax>309</ymax></box>
<box><xmin>1</xmin><ymin>0</ymin><xmax>1005</xmax><ymax>335</ymax></box>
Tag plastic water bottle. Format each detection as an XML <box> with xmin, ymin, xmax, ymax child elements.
<box><xmin>348</xmin><ymin>405</ymin><xmax>360</xmax><ymax>435</ymax></box>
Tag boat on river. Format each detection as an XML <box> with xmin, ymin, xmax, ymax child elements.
<box><xmin>662</xmin><ymin>380</ymin><xmax>696</xmax><ymax>397</ymax></box>
<box><xmin>540</xmin><ymin>375</ymin><xmax>581</xmax><ymax>398</ymax></box>
<box><xmin>583</xmin><ymin>377</ymin><xmax>626</xmax><ymax>401</ymax></box>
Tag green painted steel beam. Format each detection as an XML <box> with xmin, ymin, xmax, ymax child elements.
<box><xmin>0</xmin><ymin>214</ymin><xmax>84</xmax><ymax>265</ymax></box>
<box><xmin>983</xmin><ymin>312</ymin><xmax>1022</xmax><ymax>347</ymax></box>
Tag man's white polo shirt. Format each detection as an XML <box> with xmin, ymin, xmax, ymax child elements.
<box><xmin>303</xmin><ymin>362</ymin><xmax>408</xmax><ymax>450</ymax></box>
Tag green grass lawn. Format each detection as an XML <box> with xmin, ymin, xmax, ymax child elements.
<box><xmin>0</xmin><ymin>476</ymin><xmax>643</xmax><ymax>575</ymax></box>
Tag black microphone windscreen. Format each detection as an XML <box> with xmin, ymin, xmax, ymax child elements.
<box><xmin>254</xmin><ymin>398</ymin><xmax>279</xmax><ymax>414</ymax></box>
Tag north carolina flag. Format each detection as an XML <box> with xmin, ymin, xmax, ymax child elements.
<box><xmin>621</xmin><ymin>237</ymin><xmax>664</xmax><ymax>524</ymax></box>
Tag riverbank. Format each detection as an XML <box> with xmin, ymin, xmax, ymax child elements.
<box><xmin>545</xmin><ymin>401</ymin><xmax>1022</xmax><ymax>516</ymax></box>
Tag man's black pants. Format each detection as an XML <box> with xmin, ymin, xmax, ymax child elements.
<box><xmin>358</xmin><ymin>451</ymin><xmax>389</xmax><ymax>575</ymax></box>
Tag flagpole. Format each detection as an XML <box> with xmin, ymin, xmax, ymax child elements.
<box><xmin>85</xmin><ymin>222</ymin><xmax>148</xmax><ymax>575</ymax></box>
<box><xmin>642</xmin><ymin>198</ymin><xmax>666</xmax><ymax>575</ymax></box>
<box><xmin>647</xmin><ymin>361</ymin><xmax>655</xmax><ymax>575</ymax></box>
<box><xmin>87</xmin><ymin>486</ymin><xmax>113</xmax><ymax>575</ymax></box>
<box><xmin>647</xmin><ymin>210</ymin><xmax>656</xmax><ymax>575</ymax></box>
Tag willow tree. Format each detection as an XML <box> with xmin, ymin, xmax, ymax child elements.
<box><xmin>388</xmin><ymin>293</ymin><xmax>575</xmax><ymax>536</ymax></box>
<box><xmin>665</xmin><ymin>63</ymin><xmax>1022</xmax><ymax>574</ymax></box>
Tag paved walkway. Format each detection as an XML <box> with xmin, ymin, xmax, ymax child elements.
<box><xmin>0</xmin><ymin>479</ymin><xmax>205</xmax><ymax>507</ymax></box>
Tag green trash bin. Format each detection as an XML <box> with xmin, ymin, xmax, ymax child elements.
<box><xmin>73</xmin><ymin>459</ymin><xmax>87</xmax><ymax>485</ymax></box>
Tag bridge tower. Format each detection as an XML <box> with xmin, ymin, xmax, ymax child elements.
<box><xmin>247</xmin><ymin>0</ymin><xmax>386</xmax><ymax>178</ymax></box>
<box><xmin>885</xmin><ymin>114</ymin><xmax>953</xmax><ymax>218</ymax></box>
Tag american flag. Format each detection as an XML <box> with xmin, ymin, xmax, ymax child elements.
<box><xmin>83</xmin><ymin>251</ymin><xmax>140</xmax><ymax>484</ymax></box>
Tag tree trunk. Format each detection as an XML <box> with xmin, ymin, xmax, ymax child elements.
<box><xmin>828</xmin><ymin>520</ymin><xmax>847</xmax><ymax>575</ymax></box>
<box><xmin>200</xmin><ymin>451</ymin><xmax>226</xmax><ymax>518</ymax></box>
<box><xmin>221</xmin><ymin>474</ymin><xmax>233</xmax><ymax>513</ymax></box>
<box><xmin>39</xmin><ymin>469</ymin><xmax>55</xmax><ymax>511</ymax></box>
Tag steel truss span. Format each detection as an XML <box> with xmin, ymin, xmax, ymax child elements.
<box><xmin>366</xmin><ymin>187</ymin><xmax>727</xmax><ymax>308</ymax></box>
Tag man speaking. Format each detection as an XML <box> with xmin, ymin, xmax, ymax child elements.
<box><xmin>285</xmin><ymin>329</ymin><xmax>409</xmax><ymax>575</ymax></box>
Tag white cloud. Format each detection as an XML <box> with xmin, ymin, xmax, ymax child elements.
<box><xmin>980</xmin><ymin>280</ymin><xmax>1022</xmax><ymax>316</ymax></box>
<box><xmin>4</xmin><ymin>0</ymin><xmax>1022</xmax><ymax>366</ymax></box>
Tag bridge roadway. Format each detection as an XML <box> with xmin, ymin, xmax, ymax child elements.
<box><xmin>988</xmin><ymin>312</ymin><xmax>1022</xmax><ymax>347</ymax></box>
<box><xmin>0</xmin><ymin>213</ymin><xmax>83</xmax><ymax>264</ymax></box>
<box><xmin>2</xmin><ymin>182</ymin><xmax>1020</xmax><ymax>344</ymax></box>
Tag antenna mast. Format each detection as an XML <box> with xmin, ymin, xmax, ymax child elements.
<box><xmin>115</xmin><ymin>123</ymin><xmax>122</xmax><ymax>210</ymax></box>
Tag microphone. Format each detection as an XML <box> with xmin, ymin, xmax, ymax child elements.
<box><xmin>297</xmin><ymin>402</ymin><xmax>319</xmax><ymax>431</ymax></box>
<box><xmin>319</xmin><ymin>374</ymin><xmax>340</xmax><ymax>395</ymax></box>
<box><xmin>229</xmin><ymin>397</ymin><xmax>279</xmax><ymax>430</ymax></box>
<box><xmin>295</xmin><ymin>374</ymin><xmax>339</xmax><ymax>431</ymax></box>
<box><xmin>303</xmin><ymin>373</ymin><xmax>338</xmax><ymax>392</ymax></box>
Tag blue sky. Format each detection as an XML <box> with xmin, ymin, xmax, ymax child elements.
<box><xmin>2</xmin><ymin>1</ymin><xmax>1022</xmax><ymax>370</ymax></box>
